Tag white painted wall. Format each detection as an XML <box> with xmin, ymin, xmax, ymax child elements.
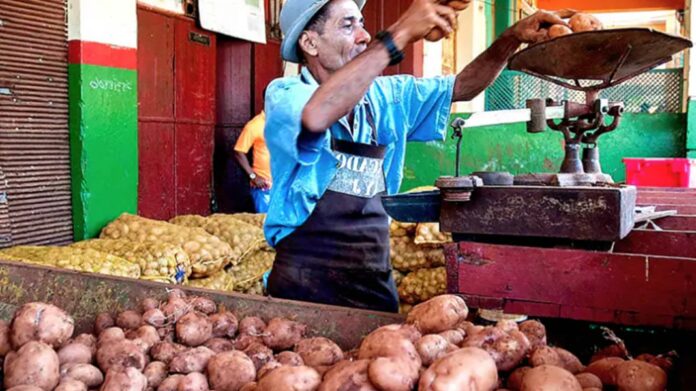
<box><xmin>452</xmin><ymin>0</ymin><xmax>489</xmax><ymax>113</ymax></box>
<box><xmin>68</xmin><ymin>0</ymin><xmax>137</xmax><ymax>48</ymax></box>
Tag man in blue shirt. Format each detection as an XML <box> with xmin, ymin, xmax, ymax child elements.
<box><xmin>264</xmin><ymin>0</ymin><xmax>566</xmax><ymax>312</ymax></box>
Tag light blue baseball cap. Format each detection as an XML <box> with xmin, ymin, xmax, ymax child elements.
<box><xmin>280</xmin><ymin>0</ymin><xmax>367</xmax><ymax>63</ymax></box>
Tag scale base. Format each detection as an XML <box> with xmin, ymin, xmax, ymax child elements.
<box><xmin>514</xmin><ymin>173</ymin><xmax>614</xmax><ymax>187</ymax></box>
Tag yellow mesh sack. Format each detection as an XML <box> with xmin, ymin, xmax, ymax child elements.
<box><xmin>186</xmin><ymin>269</ymin><xmax>235</xmax><ymax>292</ymax></box>
<box><xmin>397</xmin><ymin>267</ymin><xmax>447</xmax><ymax>305</ymax></box>
<box><xmin>228</xmin><ymin>242</ymin><xmax>274</xmax><ymax>292</ymax></box>
<box><xmin>390</xmin><ymin>237</ymin><xmax>445</xmax><ymax>272</ymax></box>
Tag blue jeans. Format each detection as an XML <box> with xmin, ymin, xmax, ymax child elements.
<box><xmin>250</xmin><ymin>188</ymin><xmax>271</xmax><ymax>213</ymax></box>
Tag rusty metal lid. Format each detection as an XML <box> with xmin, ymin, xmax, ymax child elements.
<box><xmin>509</xmin><ymin>28</ymin><xmax>692</xmax><ymax>92</ymax></box>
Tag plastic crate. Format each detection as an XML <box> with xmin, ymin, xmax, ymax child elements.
<box><xmin>623</xmin><ymin>158</ymin><xmax>696</xmax><ymax>188</ymax></box>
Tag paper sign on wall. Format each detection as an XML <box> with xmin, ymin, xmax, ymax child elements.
<box><xmin>199</xmin><ymin>0</ymin><xmax>267</xmax><ymax>44</ymax></box>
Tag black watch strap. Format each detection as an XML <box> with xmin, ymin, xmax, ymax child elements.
<box><xmin>376</xmin><ymin>30</ymin><xmax>404</xmax><ymax>66</ymax></box>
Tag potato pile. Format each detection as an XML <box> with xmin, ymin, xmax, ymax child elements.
<box><xmin>0</xmin><ymin>246</ymin><xmax>141</xmax><ymax>279</ymax></box>
<box><xmin>0</xmin><ymin>294</ymin><xmax>674</xmax><ymax>391</ymax></box>
<box><xmin>101</xmin><ymin>214</ymin><xmax>233</xmax><ymax>278</ymax></box>
<box><xmin>539</xmin><ymin>12</ymin><xmax>604</xmax><ymax>42</ymax></box>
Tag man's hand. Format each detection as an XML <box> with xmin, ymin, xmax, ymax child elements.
<box><xmin>251</xmin><ymin>176</ymin><xmax>271</xmax><ymax>190</ymax></box>
<box><xmin>388</xmin><ymin>0</ymin><xmax>462</xmax><ymax>49</ymax></box>
<box><xmin>508</xmin><ymin>10</ymin><xmax>568</xmax><ymax>44</ymax></box>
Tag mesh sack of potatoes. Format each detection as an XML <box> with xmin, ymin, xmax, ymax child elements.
<box><xmin>71</xmin><ymin>239</ymin><xmax>192</xmax><ymax>284</ymax></box>
<box><xmin>414</xmin><ymin>223</ymin><xmax>452</xmax><ymax>245</ymax></box>
<box><xmin>213</xmin><ymin>213</ymin><xmax>266</xmax><ymax>229</ymax></box>
<box><xmin>392</xmin><ymin>269</ymin><xmax>405</xmax><ymax>286</ymax></box>
<box><xmin>228</xmin><ymin>242</ymin><xmax>275</xmax><ymax>292</ymax></box>
<box><xmin>169</xmin><ymin>214</ymin><xmax>209</xmax><ymax>228</ymax></box>
<box><xmin>0</xmin><ymin>245</ymin><xmax>141</xmax><ymax>279</ymax></box>
<box><xmin>390</xmin><ymin>236</ymin><xmax>445</xmax><ymax>272</ymax></box>
<box><xmin>186</xmin><ymin>269</ymin><xmax>235</xmax><ymax>292</ymax></box>
<box><xmin>201</xmin><ymin>214</ymin><xmax>265</xmax><ymax>264</ymax></box>
<box><xmin>389</xmin><ymin>221</ymin><xmax>417</xmax><ymax>238</ymax></box>
<box><xmin>100</xmin><ymin>213</ymin><xmax>232</xmax><ymax>278</ymax></box>
<box><xmin>397</xmin><ymin>267</ymin><xmax>447</xmax><ymax>305</ymax></box>
<box><xmin>244</xmin><ymin>280</ymin><xmax>265</xmax><ymax>296</ymax></box>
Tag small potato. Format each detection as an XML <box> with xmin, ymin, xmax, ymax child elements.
<box><xmin>520</xmin><ymin>365</ymin><xmax>582</xmax><ymax>391</ymax></box>
<box><xmin>319</xmin><ymin>359</ymin><xmax>376</xmax><ymax>391</ymax></box>
<box><xmin>244</xmin><ymin>342</ymin><xmax>275</xmax><ymax>371</ymax></box>
<box><xmin>295</xmin><ymin>337</ymin><xmax>344</xmax><ymax>369</ymax></box>
<box><xmin>416</xmin><ymin>334</ymin><xmax>457</xmax><ymax>366</ymax></box>
<box><xmin>234</xmin><ymin>334</ymin><xmax>263</xmax><ymax>351</ymax></box>
<box><xmin>530</xmin><ymin>346</ymin><xmax>564</xmax><ymax>368</ymax></box>
<box><xmin>204</xmin><ymin>337</ymin><xmax>235</xmax><ymax>353</ymax></box>
<box><xmin>210</xmin><ymin>312</ymin><xmax>239</xmax><ymax>338</ymax></box>
<box><xmin>489</xmin><ymin>332</ymin><xmax>530</xmax><ymax>372</ymax></box>
<box><xmin>162</xmin><ymin>298</ymin><xmax>190</xmax><ymax>323</ymax></box>
<box><xmin>614</xmin><ymin>360</ymin><xmax>667</xmax><ymax>391</ymax></box>
<box><xmin>496</xmin><ymin>320</ymin><xmax>519</xmax><ymax>333</ymax></box>
<box><xmin>207</xmin><ymin>350</ymin><xmax>256</xmax><ymax>391</ymax></box>
<box><xmin>239</xmin><ymin>317</ymin><xmax>266</xmax><ymax>336</ymax></box>
<box><xmin>438</xmin><ymin>329</ymin><xmax>465</xmax><ymax>346</ymax></box>
<box><xmin>143</xmin><ymin>309</ymin><xmax>167</xmax><ymax>328</ymax></box>
<box><xmin>4</xmin><ymin>341</ymin><xmax>60</xmax><ymax>390</ymax></box>
<box><xmin>96</xmin><ymin>339</ymin><xmax>147</xmax><ymax>372</ymax></box>
<box><xmin>590</xmin><ymin>343</ymin><xmax>629</xmax><ymax>363</ymax></box>
<box><xmin>256</xmin><ymin>365</ymin><xmax>321</xmax><ymax>391</ymax></box>
<box><xmin>276</xmin><ymin>351</ymin><xmax>304</xmax><ymax>366</ymax></box>
<box><xmin>0</xmin><ymin>319</ymin><xmax>11</xmax><ymax>356</ymax></box>
<box><xmin>358</xmin><ymin>327</ymin><xmax>421</xmax><ymax>364</ymax></box>
<box><xmin>141</xmin><ymin>297</ymin><xmax>160</xmax><ymax>312</ymax></box>
<box><xmin>262</xmin><ymin>318</ymin><xmax>307</xmax><ymax>351</ymax></box>
<box><xmin>98</xmin><ymin>327</ymin><xmax>125</xmax><ymax>347</ymax></box>
<box><xmin>507</xmin><ymin>366</ymin><xmax>532</xmax><ymax>390</ymax></box>
<box><xmin>569</xmin><ymin>13</ymin><xmax>603</xmax><ymax>33</ymax></box>
<box><xmin>158</xmin><ymin>325</ymin><xmax>176</xmax><ymax>342</ymax></box>
<box><xmin>7</xmin><ymin>386</ymin><xmax>44</xmax><ymax>391</ymax></box>
<box><xmin>100</xmin><ymin>366</ymin><xmax>147</xmax><ymax>391</ymax></box>
<box><xmin>60</xmin><ymin>363</ymin><xmax>104</xmax><ymax>387</ymax></box>
<box><xmin>58</xmin><ymin>343</ymin><xmax>93</xmax><ymax>365</ymax></box>
<box><xmin>178</xmin><ymin>372</ymin><xmax>209</xmax><ymax>391</ymax></box>
<box><xmin>585</xmin><ymin>357</ymin><xmax>625</xmax><ymax>386</ymax></box>
<box><xmin>406</xmin><ymin>295</ymin><xmax>469</xmax><ymax>334</ymax></box>
<box><xmin>519</xmin><ymin>320</ymin><xmax>546</xmax><ymax>350</ymax></box>
<box><xmin>10</xmin><ymin>302</ymin><xmax>75</xmax><ymax>349</ymax></box>
<box><xmin>94</xmin><ymin>313</ymin><xmax>115</xmax><ymax>335</ymax></box>
<box><xmin>574</xmin><ymin>372</ymin><xmax>602</xmax><ymax>388</ymax></box>
<box><xmin>72</xmin><ymin>334</ymin><xmax>97</xmax><ymax>355</ymax></box>
<box><xmin>636</xmin><ymin>353</ymin><xmax>674</xmax><ymax>372</ymax></box>
<box><xmin>158</xmin><ymin>375</ymin><xmax>185</xmax><ymax>391</ymax></box>
<box><xmin>240</xmin><ymin>383</ymin><xmax>257</xmax><ymax>391</ymax></box>
<box><xmin>176</xmin><ymin>312</ymin><xmax>213</xmax><ymax>347</ymax></box>
<box><xmin>549</xmin><ymin>24</ymin><xmax>573</xmax><ymax>39</ymax></box>
<box><xmin>54</xmin><ymin>379</ymin><xmax>87</xmax><ymax>391</ymax></box>
<box><xmin>368</xmin><ymin>355</ymin><xmax>420</xmax><ymax>391</ymax></box>
<box><xmin>419</xmin><ymin>347</ymin><xmax>498</xmax><ymax>391</ymax></box>
<box><xmin>257</xmin><ymin>361</ymin><xmax>282</xmax><ymax>379</ymax></box>
<box><xmin>129</xmin><ymin>325</ymin><xmax>160</xmax><ymax>352</ymax></box>
<box><xmin>555</xmin><ymin>347</ymin><xmax>585</xmax><ymax>374</ymax></box>
<box><xmin>169</xmin><ymin>346</ymin><xmax>215</xmax><ymax>374</ymax></box>
<box><xmin>116</xmin><ymin>310</ymin><xmax>143</xmax><ymax>330</ymax></box>
<box><xmin>189</xmin><ymin>296</ymin><xmax>217</xmax><ymax>315</ymax></box>
<box><xmin>151</xmin><ymin>341</ymin><xmax>187</xmax><ymax>364</ymax></box>
<box><xmin>144</xmin><ymin>361</ymin><xmax>168</xmax><ymax>389</ymax></box>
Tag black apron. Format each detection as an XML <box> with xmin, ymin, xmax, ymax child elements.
<box><xmin>267</xmin><ymin>104</ymin><xmax>399</xmax><ymax>313</ymax></box>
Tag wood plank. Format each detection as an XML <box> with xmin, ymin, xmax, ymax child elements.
<box><xmin>615</xmin><ymin>230</ymin><xmax>696</xmax><ymax>258</ymax></box>
<box><xmin>640</xmin><ymin>215</ymin><xmax>696</xmax><ymax>231</ymax></box>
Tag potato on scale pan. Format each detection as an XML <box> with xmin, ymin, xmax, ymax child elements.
<box><xmin>534</xmin><ymin>9</ymin><xmax>604</xmax><ymax>43</ymax></box>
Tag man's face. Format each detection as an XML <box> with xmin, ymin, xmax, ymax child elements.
<box><xmin>312</xmin><ymin>0</ymin><xmax>371</xmax><ymax>72</ymax></box>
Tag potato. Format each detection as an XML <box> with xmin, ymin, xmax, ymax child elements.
<box><xmin>555</xmin><ymin>347</ymin><xmax>585</xmax><ymax>374</ymax></box>
<box><xmin>234</xmin><ymin>334</ymin><xmax>263</xmax><ymax>351</ymax></box>
<box><xmin>244</xmin><ymin>341</ymin><xmax>275</xmax><ymax>371</ymax></box>
<box><xmin>419</xmin><ymin>347</ymin><xmax>498</xmax><ymax>391</ymax></box>
<box><xmin>144</xmin><ymin>361</ymin><xmax>168</xmax><ymax>388</ymax></box>
<box><xmin>262</xmin><ymin>318</ymin><xmax>307</xmax><ymax>351</ymax></box>
<box><xmin>60</xmin><ymin>363</ymin><xmax>104</xmax><ymax>387</ymax></box>
<box><xmin>520</xmin><ymin>365</ymin><xmax>582</xmax><ymax>391</ymax></box>
<box><xmin>256</xmin><ymin>365</ymin><xmax>321</xmax><ymax>391</ymax></box>
<box><xmin>636</xmin><ymin>353</ymin><xmax>674</xmax><ymax>372</ymax></box>
<box><xmin>489</xmin><ymin>331</ymin><xmax>531</xmax><ymax>372</ymax></box>
<box><xmin>4</xmin><ymin>341</ymin><xmax>60</xmax><ymax>390</ymax></box>
<box><xmin>240</xmin><ymin>383</ymin><xmax>257</xmax><ymax>391</ymax></box>
<box><xmin>162</xmin><ymin>297</ymin><xmax>190</xmax><ymax>323</ymax></box>
<box><xmin>129</xmin><ymin>325</ymin><xmax>160</xmax><ymax>352</ymax></box>
<box><xmin>98</xmin><ymin>327</ymin><xmax>125</xmax><ymax>347</ymax></box>
<box><xmin>207</xmin><ymin>350</ymin><xmax>257</xmax><ymax>391</ymax></box>
<box><xmin>569</xmin><ymin>13</ymin><xmax>603</xmax><ymax>32</ymax></box>
<box><xmin>179</xmin><ymin>372</ymin><xmax>209</xmax><ymax>391</ymax></box>
<box><xmin>10</xmin><ymin>302</ymin><xmax>75</xmax><ymax>349</ymax></box>
<box><xmin>158</xmin><ymin>375</ymin><xmax>185</xmax><ymax>391</ymax></box>
<box><xmin>574</xmin><ymin>372</ymin><xmax>602</xmax><ymax>388</ymax></box>
<box><xmin>277</xmin><ymin>351</ymin><xmax>305</xmax><ymax>366</ymax></box>
<box><xmin>151</xmin><ymin>341</ymin><xmax>187</xmax><ymax>364</ymax></box>
<box><xmin>585</xmin><ymin>357</ymin><xmax>625</xmax><ymax>385</ymax></box>
<box><xmin>54</xmin><ymin>379</ymin><xmax>87</xmax><ymax>391</ymax></box>
<box><xmin>590</xmin><ymin>343</ymin><xmax>628</xmax><ymax>363</ymax></box>
<box><xmin>319</xmin><ymin>359</ymin><xmax>376</xmax><ymax>391</ymax></box>
<box><xmin>368</xmin><ymin>355</ymin><xmax>420</xmax><ymax>391</ymax></box>
<box><xmin>416</xmin><ymin>334</ymin><xmax>457</xmax><ymax>366</ymax></box>
<box><xmin>257</xmin><ymin>361</ymin><xmax>282</xmax><ymax>379</ymax></box>
<box><xmin>438</xmin><ymin>329</ymin><xmax>465</xmax><ymax>346</ymax></box>
<box><xmin>116</xmin><ymin>310</ymin><xmax>143</xmax><ymax>330</ymax></box>
<box><xmin>143</xmin><ymin>309</ymin><xmax>167</xmax><ymax>328</ymax></box>
<box><xmin>0</xmin><ymin>319</ymin><xmax>11</xmax><ymax>356</ymax></box>
<box><xmin>189</xmin><ymin>296</ymin><xmax>217</xmax><ymax>315</ymax></box>
<box><xmin>58</xmin><ymin>342</ymin><xmax>93</xmax><ymax>365</ymax></box>
<box><xmin>358</xmin><ymin>329</ymin><xmax>421</xmax><ymax>365</ymax></box>
<box><xmin>159</xmin><ymin>325</ymin><xmax>176</xmax><ymax>342</ymax></box>
<box><xmin>295</xmin><ymin>337</ymin><xmax>344</xmax><ymax>369</ymax></box>
<box><xmin>507</xmin><ymin>366</ymin><xmax>532</xmax><ymax>390</ymax></box>
<box><xmin>94</xmin><ymin>313</ymin><xmax>115</xmax><ymax>335</ymax></box>
<box><xmin>6</xmin><ymin>386</ymin><xmax>45</xmax><ymax>391</ymax></box>
<box><xmin>406</xmin><ymin>295</ymin><xmax>468</xmax><ymax>334</ymax></box>
<box><xmin>169</xmin><ymin>346</ymin><xmax>215</xmax><ymax>374</ymax></box>
<box><xmin>176</xmin><ymin>312</ymin><xmax>213</xmax><ymax>347</ymax></box>
<box><xmin>614</xmin><ymin>360</ymin><xmax>667</xmax><ymax>391</ymax></box>
<box><xmin>519</xmin><ymin>320</ymin><xmax>546</xmax><ymax>350</ymax></box>
<box><xmin>100</xmin><ymin>366</ymin><xmax>147</xmax><ymax>391</ymax></box>
<box><xmin>239</xmin><ymin>316</ymin><xmax>266</xmax><ymax>336</ymax></box>
<box><xmin>96</xmin><ymin>339</ymin><xmax>147</xmax><ymax>372</ymax></box>
<box><xmin>72</xmin><ymin>333</ymin><xmax>97</xmax><ymax>355</ymax></box>
<box><xmin>204</xmin><ymin>337</ymin><xmax>235</xmax><ymax>353</ymax></box>
<box><xmin>210</xmin><ymin>312</ymin><xmax>239</xmax><ymax>338</ymax></box>
<box><xmin>548</xmin><ymin>24</ymin><xmax>573</xmax><ymax>39</ymax></box>
<box><xmin>141</xmin><ymin>297</ymin><xmax>160</xmax><ymax>312</ymax></box>
<box><xmin>530</xmin><ymin>346</ymin><xmax>564</xmax><ymax>368</ymax></box>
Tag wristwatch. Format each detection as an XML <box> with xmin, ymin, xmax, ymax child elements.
<box><xmin>249</xmin><ymin>173</ymin><xmax>257</xmax><ymax>180</ymax></box>
<box><xmin>375</xmin><ymin>30</ymin><xmax>404</xmax><ymax>66</ymax></box>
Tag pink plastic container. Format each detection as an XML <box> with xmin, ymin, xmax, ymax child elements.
<box><xmin>623</xmin><ymin>158</ymin><xmax>696</xmax><ymax>188</ymax></box>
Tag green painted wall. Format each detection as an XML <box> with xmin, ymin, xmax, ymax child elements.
<box><xmin>69</xmin><ymin>64</ymin><xmax>138</xmax><ymax>240</ymax></box>
<box><xmin>401</xmin><ymin>112</ymin><xmax>686</xmax><ymax>190</ymax></box>
<box><xmin>494</xmin><ymin>0</ymin><xmax>515</xmax><ymax>39</ymax></box>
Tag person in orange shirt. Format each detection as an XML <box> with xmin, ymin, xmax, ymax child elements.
<box><xmin>234</xmin><ymin>110</ymin><xmax>272</xmax><ymax>213</ymax></box>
